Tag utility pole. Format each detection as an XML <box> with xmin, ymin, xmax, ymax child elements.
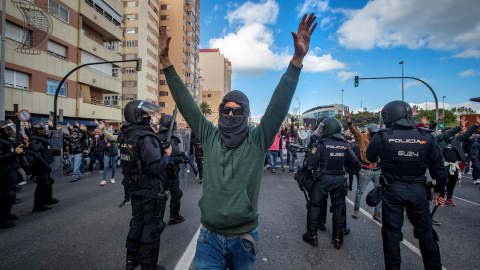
<box><xmin>399</xmin><ymin>61</ymin><xmax>404</xmax><ymax>101</ymax></box>
<box><xmin>1</xmin><ymin>0</ymin><xmax>7</xmax><ymax>120</ymax></box>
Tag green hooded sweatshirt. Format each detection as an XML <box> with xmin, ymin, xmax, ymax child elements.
<box><xmin>164</xmin><ymin>63</ymin><xmax>302</xmax><ymax>234</ymax></box>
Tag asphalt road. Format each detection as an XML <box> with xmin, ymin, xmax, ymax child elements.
<box><xmin>1</xmin><ymin>166</ymin><xmax>479</xmax><ymax>270</ymax></box>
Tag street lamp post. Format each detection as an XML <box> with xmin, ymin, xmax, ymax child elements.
<box><xmin>442</xmin><ymin>96</ymin><xmax>446</xmax><ymax>115</ymax></box>
<box><xmin>341</xmin><ymin>89</ymin><xmax>344</xmax><ymax>122</ymax></box>
<box><xmin>399</xmin><ymin>61</ymin><xmax>404</xmax><ymax>101</ymax></box>
<box><xmin>294</xmin><ymin>96</ymin><xmax>301</xmax><ymax>126</ymax></box>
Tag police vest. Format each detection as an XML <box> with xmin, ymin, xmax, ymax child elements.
<box><xmin>0</xmin><ymin>137</ymin><xmax>20</xmax><ymax>171</ymax></box>
<box><xmin>29</xmin><ymin>135</ymin><xmax>54</xmax><ymax>164</ymax></box>
<box><xmin>118</xmin><ymin>129</ymin><xmax>161</xmax><ymax>189</ymax></box>
<box><xmin>312</xmin><ymin>138</ymin><xmax>349</xmax><ymax>176</ymax></box>
<box><xmin>379</xmin><ymin>128</ymin><xmax>432</xmax><ymax>182</ymax></box>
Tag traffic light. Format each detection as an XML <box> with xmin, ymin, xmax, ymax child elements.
<box><xmin>354</xmin><ymin>76</ymin><xmax>359</xmax><ymax>87</ymax></box>
<box><xmin>49</xmin><ymin>111</ymin><xmax>54</xmax><ymax>121</ymax></box>
<box><xmin>439</xmin><ymin>119</ymin><xmax>444</xmax><ymax>128</ymax></box>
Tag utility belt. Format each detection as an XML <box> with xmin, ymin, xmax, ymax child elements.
<box><xmin>383</xmin><ymin>178</ymin><xmax>426</xmax><ymax>187</ymax></box>
<box><xmin>361</xmin><ymin>164</ymin><xmax>381</xmax><ymax>171</ymax></box>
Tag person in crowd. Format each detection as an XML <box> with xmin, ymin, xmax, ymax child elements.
<box><xmin>159</xmin><ymin>13</ymin><xmax>317</xmax><ymax>269</ymax></box>
<box><xmin>268</xmin><ymin>129</ymin><xmax>282</xmax><ymax>173</ymax></box>
<box><xmin>469</xmin><ymin>134</ymin><xmax>480</xmax><ymax>187</ymax></box>
<box><xmin>192</xmin><ymin>136</ymin><xmax>204</xmax><ymax>183</ymax></box>
<box><xmin>344</xmin><ymin>107</ymin><xmax>382</xmax><ymax>223</ymax></box>
<box><xmin>0</xmin><ymin>121</ymin><xmax>22</xmax><ymax>229</ymax></box>
<box><xmin>86</xmin><ymin>130</ymin><xmax>105</xmax><ymax>174</ymax></box>
<box><xmin>345</xmin><ymin>130</ymin><xmax>360</xmax><ymax>191</ymax></box>
<box><xmin>101</xmin><ymin>129</ymin><xmax>118</xmax><ymax>186</ymax></box>
<box><xmin>366</xmin><ymin>100</ymin><xmax>447</xmax><ymax>270</ymax></box>
<box><xmin>156</xmin><ymin>114</ymin><xmax>187</xmax><ymax>226</ymax></box>
<box><xmin>187</xmin><ymin>128</ymin><xmax>200</xmax><ymax>178</ymax></box>
<box><xmin>28</xmin><ymin>121</ymin><xmax>59</xmax><ymax>212</ymax></box>
<box><xmin>302</xmin><ymin>118</ymin><xmax>360</xmax><ymax>249</ymax></box>
<box><xmin>119</xmin><ymin>100</ymin><xmax>171</xmax><ymax>270</ymax></box>
<box><xmin>438</xmin><ymin>115</ymin><xmax>480</xmax><ymax>206</ymax></box>
<box><xmin>66</xmin><ymin>123</ymin><xmax>87</xmax><ymax>182</ymax></box>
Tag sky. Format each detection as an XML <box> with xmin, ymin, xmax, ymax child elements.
<box><xmin>199</xmin><ymin>0</ymin><xmax>480</xmax><ymax>122</ymax></box>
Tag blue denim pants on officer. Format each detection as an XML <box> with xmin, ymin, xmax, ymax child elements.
<box><xmin>193</xmin><ymin>225</ymin><xmax>259</xmax><ymax>270</ymax></box>
<box><xmin>354</xmin><ymin>168</ymin><xmax>382</xmax><ymax>213</ymax></box>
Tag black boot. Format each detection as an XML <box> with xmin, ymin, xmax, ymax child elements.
<box><xmin>32</xmin><ymin>204</ymin><xmax>52</xmax><ymax>213</ymax></box>
<box><xmin>8</xmin><ymin>213</ymin><xmax>19</xmax><ymax>221</ymax></box>
<box><xmin>168</xmin><ymin>215</ymin><xmax>185</xmax><ymax>225</ymax></box>
<box><xmin>343</xmin><ymin>227</ymin><xmax>350</xmax><ymax>235</ymax></box>
<box><xmin>126</xmin><ymin>250</ymin><xmax>140</xmax><ymax>270</ymax></box>
<box><xmin>302</xmin><ymin>227</ymin><xmax>318</xmax><ymax>247</ymax></box>
<box><xmin>46</xmin><ymin>198</ymin><xmax>59</xmax><ymax>205</ymax></box>
<box><xmin>332</xmin><ymin>229</ymin><xmax>343</xmax><ymax>249</ymax></box>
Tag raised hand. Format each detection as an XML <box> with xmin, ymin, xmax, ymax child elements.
<box><xmin>291</xmin><ymin>13</ymin><xmax>317</xmax><ymax>67</ymax></box>
<box><xmin>421</xmin><ymin>116</ymin><xmax>428</xmax><ymax>125</ymax></box>
<box><xmin>344</xmin><ymin>106</ymin><xmax>351</xmax><ymax>118</ymax></box>
<box><xmin>438</xmin><ymin>114</ymin><xmax>444</xmax><ymax>121</ymax></box>
<box><xmin>412</xmin><ymin>105</ymin><xmax>419</xmax><ymax>117</ymax></box>
<box><xmin>460</xmin><ymin>116</ymin><xmax>467</xmax><ymax>128</ymax></box>
<box><xmin>159</xmin><ymin>26</ymin><xmax>172</xmax><ymax>68</ymax></box>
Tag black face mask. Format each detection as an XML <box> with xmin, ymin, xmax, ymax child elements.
<box><xmin>218</xmin><ymin>114</ymin><xmax>249</xmax><ymax>148</ymax></box>
<box><xmin>142</xmin><ymin>116</ymin><xmax>152</xmax><ymax>125</ymax></box>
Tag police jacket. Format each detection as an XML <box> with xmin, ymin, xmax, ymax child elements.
<box><xmin>28</xmin><ymin>135</ymin><xmax>54</xmax><ymax>177</ymax></box>
<box><xmin>306</xmin><ymin>136</ymin><xmax>361</xmax><ymax>177</ymax></box>
<box><xmin>366</xmin><ymin>127</ymin><xmax>447</xmax><ymax>192</ymax></box>
<box><xmin>118</xmin><ymin>124</ymin><xmax>169</xmax><ymax>191</ymax></box>
<box><xmin>0</xmin><ymin>137</ymin><xmax>21</xmax><ymax>190</ymax></box>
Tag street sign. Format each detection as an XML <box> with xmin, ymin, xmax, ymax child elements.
<box><xmin>18</xmin><ymin>109</ymin><xmax>31</xmax><ymax>121</ymax></box>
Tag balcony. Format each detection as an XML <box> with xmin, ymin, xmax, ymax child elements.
<box><xmin>80</xmin><ymin>0</ymin><xmax>123</xmax><ymax>41</ymax></box>
<box><xmin>78</xmin><ymin>102</ymin><xmax>122</xmax><ymax>121</ymax></box>
<box><xmin>78</xmin><ymin>67</ymin><xmax>122</xmax><ymax>94</ymax></box>
<box><xmin>79</xmin><ymin>30</ymin><xmax>122</xmax><ymax>62</ymax></box>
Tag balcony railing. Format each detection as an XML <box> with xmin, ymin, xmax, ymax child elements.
<box><xmin>90</xmin><ymin>97</ymin><xmax>121</xmax><ymax>109</ymax></box>
<box><xmin>84</xmin><ymin>66</ymin><xmax>122</xmax><ymax>82</ymax></box>
<box><xmin>83</xmin><ymin>29</ymin><xmax>122</xmax><ymax>56</ymax></box>
<box><xmin>85</xmin><ymin>0</ymin><xmax>122</xmax><ymax>29</ymax></box>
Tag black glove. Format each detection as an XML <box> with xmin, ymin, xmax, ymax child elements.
<box><xmin>161</xmin><ymin>141</ymin><xmax>171</xmax><ymax>150</ymax></box>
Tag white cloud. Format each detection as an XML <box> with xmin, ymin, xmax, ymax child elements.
<box><xmin>296</xmin><ymin>0</ymin><xmax>329</xmax><ymax>17</ymax></box>
<box><xmin>459</xmin><ymin>69</ymin><xmax>480</xmax><ymax>77</ymax></box>
<box><xmin>336</xmin><ymin>0</ymin><xmax>480</xmax><ymax>58</ymax></box>
<box><xmin>337</xmin><ymin>71</ymin><xmax>356</xmax><ymax>82</ymax></box>
<box><xmin>410</xmin><ymin>101</ymin><xmax>480</xmax><ymax>113</ymax></box>
<box><xmin>209</xmin><ymin>0</ymin><xmax>345</xmax><ymax>77</ymax></box>
<box><xmin>251</xmin><ymin>113</ymin><xmax>264</xmax><ymax>123</ymax></box>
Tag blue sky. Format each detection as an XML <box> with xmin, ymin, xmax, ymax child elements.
<box><xmin>199</xmin><ymin>0</ymin><xmax>480</xmax><ymax>122</ymax></box>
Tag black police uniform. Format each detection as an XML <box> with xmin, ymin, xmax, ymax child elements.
<box><xmin>0</xmin><ymin>127</ymin><xmax>21</xmax><ymax>228</ymax></box>
<box><xmin>304</xmin><ymin>136</ymin><xmax>360</xmax><ymax>248</ymax></box>
<box><xmin>29</xmin><ymin>133</ymin><xmax>59</xmax><ymax>212</ymax></box>
<box><xmin>156</xmin><ymin>116</ymin><xmax>186</xmax><ymax>225</ymax></box>
<box><xmin>366</xmin><ymin>127</ymin><xmax>447</xmax><ymax>270</ymax></box>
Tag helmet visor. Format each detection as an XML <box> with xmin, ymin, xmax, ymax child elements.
<box><xmin>138</xmin><ymin>100</ymin><xmax>163</xmax><ymax>117</ymax></box>
<box><xmin>315</xmin><ymin>122</ymin><xmax>324</xmax><ymax>135</ymax></box>
<box><xmin>2</xmin><ymin>123</ymin><xmax>16</xmax><ymax>137</ymax></box>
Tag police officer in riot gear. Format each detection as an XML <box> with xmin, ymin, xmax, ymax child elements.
<box><xmin>119</xmin><ymin>100</ymin><xmax>172</xmax><ymax>270</ymax></box>
<box><xmin>0</xmin><ymin>121</ymin><xmax>22</xmax><ymax>228</ymax></box>
<box><xmin>156</xmin><ymin>114</ymin><xmax>187</xmax><ymax>225</ymax></box>
<box><xmin>303</xmin><ymin>118</ymin><xmax>360</xmax><ymax>249</ymax></box>
<box><xmin>29</xmin><ymin>121</ymin><xmax>59</xmax><ymax>212</ymax></box>
<box><xmin>366</xmin><ymin>100</ymin><xmax>447</xmax><ymax>270</ymax></box>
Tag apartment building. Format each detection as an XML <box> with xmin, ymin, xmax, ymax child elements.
<box><xmin>158</xmin><ymin>0</ymin><xmax>201</xmax><ymax>124</ymax></box>
<box><xmin>199</xmin><ymin>48</ymin><xmax>231</xmax><ymax>125</ymax></box>
<box><xmin>2</xmin><ymin>0</ymin><xmax>124</xmax><ymax>127</ymax></box>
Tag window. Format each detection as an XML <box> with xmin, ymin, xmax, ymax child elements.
<box><xmin>153</xmin><ymin>7</ymin><xmax>158</xmax><ymax>14</ymax></box>
<box><xmin>126</xmin><ymin>27</ymin><xmax>136</xmax><ymax>34</ymax></box>
<box><xmin>49</xmin><ymin>0</ymin><xmax>69</xmax><ymax>23</ymax></box>
<box><xmin>47</xmin><ymin>40</ymin><xmax>67</xmax><ymax>59</ymax></box>
<box><xmin>47</xmin><ymin>79</ymin><xmax>67</xmax><ymax>96</ymax></box>
<box><xmin>125</xmin><ymin>54</ymin><xmax>135</xmax><ymax>60</ymax></box>
<box><xmin>112</xmin><ymin>68</ymin><xmax>121</xmax><ymax>78</ymax></box>
<box><xmin>125</xmin><ymin>68</ymin><xmax>135</xmax><ymax>74</ymax></box>
<box><xmin>104</xmin><ymin>95</ymin><xmax>119</xmax><ymax>106</ymax></box>
<box><xmin>161</xmin><ymin>4</ymin><xmax>170</xmax><ymax>10</ymax></box>
<box><xmin>5</xmin><ymin>69</ymin><xmax>30</xmax><ymax>90</ymax></box>
<box><xmin>5</xmin><ymin>21</ymin><xmax>29</xmax><ymax>43</ymax></box>
<box><xmin>125</xmin><ymin>94</ymin><xmax>134</xmax><ymax>100</ymax></box>
<box><xmin>207</xmin><ymin>94</ymin><xmax>211</xmax><ymax>98</ymax></box>
<box><xmin>127</xmin><ymin>1</ymin><xmax>136</xmax><ymax>7</ymax></box>
<box><xmin>125</xmin><ymin>40</ymin><xmax>135</xmax><ymax>47</ymax></box>
<box><xmin>161</xmin><ymin>15</ymin><xmax>169</xmax><ymax>20</ymax></box>
<box><xmin>126</xmin><ymin>14</ymin><xmax>136</xmax><ymax>20</ymax></box>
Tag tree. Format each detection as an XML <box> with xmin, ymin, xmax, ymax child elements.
<box><xmin>199</xmin><ymin>102</ymin><xmax>212</xmax><ymax>116</ymax></box>
<box><xmin>417</xmin><ymin>109</ymin><xmax>457</xmax><ymax>127</ymax></box>
<box><xmin>336</xmin><ymin>110</ymin><xmax>380</xmax><ymax>130</ymax></box>
<box><xmin>450</xmin><ymin>107</ymin><xmax>477</xmax><ymax>116</ymax></box>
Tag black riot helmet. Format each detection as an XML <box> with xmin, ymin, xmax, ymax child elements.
<box><xmin>317</xmin><ymin>118</ymin><xmax>343</xmax><ymax>139</ymax></box>
<box><xmin>381</xmin><ymin>100</ymin><xmax>415</xmax><ymax>128</ymax></box>
<box><xmin>124</xmin><ymin>100</ymin><xmax>162</xmax><ymax>125</ymax></box>
<box><xmin>0</xmin><ymin>121</ymin><xmax>16</xmax><ymax>138</ymax></box>
<box><xmin>159</xmin><ymin>114</ymin><xmax>177</xmax><ymax>132</ymax></box>
<box><xmin>32</xmin><ymin>121</ymin><xmax>46</xmax><ymax>135</ymax></box>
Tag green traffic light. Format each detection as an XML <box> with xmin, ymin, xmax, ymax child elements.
<box><xmin>439</xmin><ymin>124</ymin><xmax>444</xmax><ymax>128</ymax></box>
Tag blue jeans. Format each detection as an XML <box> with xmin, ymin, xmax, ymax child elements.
<box><xmin>88</xmin><ymin>151</ymin><xmax>104</xmax><ymax>172</ymax></box>
<box><xmin>103</xmin><ymin>155</ymin><xmax>117</xmax><ymax>180</ymax></box>
<box><xmin>194</xmin><ymin>226</ymin><xmax>259</xmax><ymax>270</ymax></box>
<box><xmin>69</xmin><ymin>153</ymin><xmax>82</xmax><ymax>180</ymax></box>
<box><xmin>267</xmin><ymin>150</ymin><xmax>279</xmax><ymax>169</ymax></box>
<box><xmin>287</xmin><ymin>150</ymin><xmax>296</xmax><ymax>171</ymax></box>
<box><xmin>354</xmin><ymin>168</ymin><xmax>382</xmax><ymax>213</ymax></box>
<box><xmin>187</xmin><ymin>154</ymin><xmax>199</xmax><ymax>175</ymax></box>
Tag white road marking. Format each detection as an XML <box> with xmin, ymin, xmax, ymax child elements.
<box><xmin>452</xmin><ymin>196</ymin><xmax>480</xmax><ymax>207</ymax></box>
<box><xmin>345</xmin><ymin>197</ymin><xmax>447</xmax><ymax>270</ymax></box>
<box><xmin>173</xmin><ymin>225</ymin><xmax>201</xmax><ymax>270</ymax></box>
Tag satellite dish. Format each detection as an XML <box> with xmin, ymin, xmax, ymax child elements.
<box><xmin>299</xmin><ymin>130</ymin><xmax>308</xmax><ymax>140</ymax></box>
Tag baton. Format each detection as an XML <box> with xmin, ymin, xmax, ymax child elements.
<box><xmin>431</xmin><ymin>192</ymin><xmax>446</xmax><ymax>218</ymax></box>
<box><xmin>166</xmin><ymin>105</ymin><xmax>178</xmax><ymax>144</ymax></box>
